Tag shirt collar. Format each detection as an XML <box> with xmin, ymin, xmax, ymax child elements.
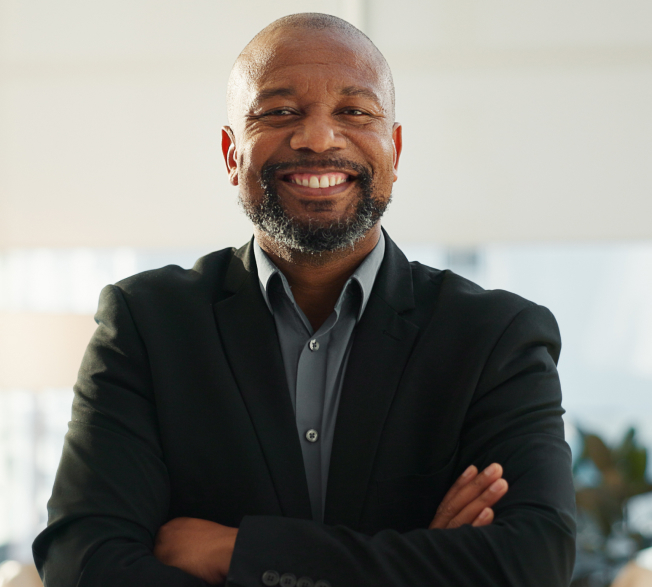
<box><xmin>253</xmin><ymin>231</ymin><xmax>386</xmax><ymax>322</ymax></box>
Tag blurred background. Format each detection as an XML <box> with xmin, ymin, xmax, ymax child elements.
<box><xmin>1</xmin><ymin>1</ymin><xmax>651</xmax><ymax>585</ymax></box>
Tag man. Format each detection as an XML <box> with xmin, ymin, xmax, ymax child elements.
<box><xmin>33</xmin><ymin>13</ymin><xmax>576</xmax><ymax>587</ymax></box>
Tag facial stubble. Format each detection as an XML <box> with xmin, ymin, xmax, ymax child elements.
<box><xmin>239</xmin><ymin>159</ymin><xmax>391</xmax><ymax>255</ymax></box>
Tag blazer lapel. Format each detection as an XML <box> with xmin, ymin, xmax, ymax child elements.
<box><xmin>325</xmin><ymin>233</ymin><xmax>421</xmax><ymax>527</ymax></box>
<box><xmin>213</xmin><ymin>241</ymin><xmax>312</xmax><ymax>520</ymax></box>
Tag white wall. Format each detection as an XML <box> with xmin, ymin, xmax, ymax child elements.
<box><xmin>1</xmin><ymin>0</ymin><xmax>651</xmax><ymax>248</ymax></box>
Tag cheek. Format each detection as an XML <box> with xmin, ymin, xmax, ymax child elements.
<box><xmin>237</xmin><ymin>135</ymin><xmax>277</xmax><ymax>182</ymax></box>
<box><xmin>236</xmin><ymin>146</ymin><xmax>263</xmax><ymax>191</ymax></box>
<box><xmin>239</xmin><ymin>128</ymin><xmax>285</xmax><ymax>165</ymax></box>
<box><xmin>370</xmin><ymin>143</ymin><xmax>399</xmax><ymax>183</ymax></box>
<box><xmin>367</xmin><ymin>149</ymin><xmax>398</xmax><ymax>198</ymax></box>
<box><xmin>353</xmin><ymin>131</ymin><xmax>395</xmax><ymax>168</ymax></box>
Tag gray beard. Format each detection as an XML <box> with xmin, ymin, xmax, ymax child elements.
<box><xmin>239</xmin><ymin>159</ymin><xmax>390</xmax><ymax>254</ymax></box>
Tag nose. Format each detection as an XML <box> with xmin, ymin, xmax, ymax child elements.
<box><xmin>290</xmin><ymin>113</ymin><xmax>346</xmax><ymax>153</ymax></box>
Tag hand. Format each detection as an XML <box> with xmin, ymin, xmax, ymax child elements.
<box><xmin>429</xmin><ymin>463</ymin><xmax>508</xmax><ymax>529</ymax></box>
<box><xmin>154</xmin><ymin>517</ymin><xmax>238</xmax><ymax>585</ymax></box>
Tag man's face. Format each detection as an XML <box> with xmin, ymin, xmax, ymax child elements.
<box><xmin>222</xmin><ymin>29</ymin><xmax>402</xmax><ymax>253</ymax></box>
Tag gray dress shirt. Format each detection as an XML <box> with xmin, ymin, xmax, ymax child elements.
<box><xmin>253</xmin><ymin>233</ymin><xmax>386</xmax><ymax>522</ymax></box>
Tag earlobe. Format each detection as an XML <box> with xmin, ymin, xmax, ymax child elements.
<box><xmin>221</xmin><ymin>127</ymin><xmax>239</xmax><ymax>186</ymax></box>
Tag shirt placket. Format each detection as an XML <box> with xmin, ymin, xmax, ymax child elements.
<box><xmin>295</xmin><ymin>329</ymin><xmax>328</xmax><ymax>522</ymax></box>
<box><xmin>294</xmin><ymin>303</ymin><xmax>343</xmax><ymax>522</ymax></box>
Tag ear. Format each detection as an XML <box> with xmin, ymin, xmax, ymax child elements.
<box><xmin>221</xmin><ymin>126</ymin><xmax>239</xmax><ymax>186</ymax></box>
<box><xmin>391</xmin><ymin>123</ymin><xmax>403</xmax><ymax>182</ymax></box>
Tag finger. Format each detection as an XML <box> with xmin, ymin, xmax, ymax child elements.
<box><xmin>448</xmin><ymin>464</ymin><xmax>479</xmax><ymax>493</ymax></box>
<box><xmin>447</xmin><ymin>478</ymin><xmax>508</xmax><ymax>529</ymax></box>
<box><xmin>471</xmin><ymin>507</ymin><xmax>494</xmax><ymax>527</ymax></box>
<box><xmin>430</xmin><ymin>464</ymin><xmax>498</xmax><ymax>529</ymax></box>
<box><xmin>428</xmin><ymin>465</ymin><xmax>478</xmax><ymax>529</ymax></box>
<box><xmin>430</xmin><ymin>463</ymin><xmax>503</xmax><ymax>530</ymax></box>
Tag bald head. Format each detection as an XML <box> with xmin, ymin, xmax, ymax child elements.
<box><xmin>226</xmin><ymin>13</ymin><xmax>395</xmax><ymax>127</ymax></box>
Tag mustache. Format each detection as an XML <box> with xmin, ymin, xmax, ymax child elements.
<box><xmin>260</xmin><ymin>157</ymin><xmax>373</xmax><ymax>187</ymax></box>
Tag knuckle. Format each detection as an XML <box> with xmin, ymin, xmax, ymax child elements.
<box><xmin>472</xmin><ymin>474</ymin><xmax>490</xmax><ymax>487</ymax></box>
<box><xmin>437</xmin><ymin>503</ymin><xmax>455</xmax><ymax>518</ymax></box>
<box><xmin>479</xmin><ymin>492</ymin><xmax>496</xmax><ymax>505</ymax></box>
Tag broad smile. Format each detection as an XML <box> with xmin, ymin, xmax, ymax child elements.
<box><xmin>277</xmin><ymin>169</ymin><xmax>357</xmax><ymax>197</ymax></box>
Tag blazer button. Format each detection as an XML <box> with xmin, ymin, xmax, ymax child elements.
<box><xmin>315</xmin><ymin>581</ymin><xmax>332</xmax><ymax>587</ymax></box>
<box><xmin>262</xmin><ymin>570</ymin><xmax>280</xmax><ymax>585</ymax></box>
<box><xmin>297</xmin><ymin>577</ymin><xmax>314</xmax><ymax>587</ymax></box>
<box><xmin>280</xmin><ymin>573</ymin><xmax>297</xmax><ymax>587</ymax></box>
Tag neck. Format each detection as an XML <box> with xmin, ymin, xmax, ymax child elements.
<box><xmin>255</xmin><ymin>224</ymin><xmax>381</xmax><ymax>331</ymax></box>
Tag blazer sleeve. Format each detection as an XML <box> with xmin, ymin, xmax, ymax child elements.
<box><xmin>226</xmin><ymin>303</ymin><xmax>576</xmax><ymax>587</ymax></box>
<box><xmin>32</xmin><ymin>285</ymin><xmax>210</xmax><ymax>587</ymax></box>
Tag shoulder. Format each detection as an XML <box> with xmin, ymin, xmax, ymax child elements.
<box><xmin>380</xmin><ymin>233</ymin><xmax>541</xmax><ymax>330</ymax></box>
<box><xmin>113</xmin><ymin>247</ymin><xmax>237</xmax><ymax>304</ymax></box>
<box><xmin>409</xmin><ymin>260</ymin><xmax>536</xmax><ymax>318</ymax></box>
<box><xmin>93</xmin><ymin>247</ymin><xmax>240</xmax><ymax>329</ymax></box>
<box><xmin>407</xmin><ymin>260</ymin><xmax>560</xmax><ymax>356</ymax></box>
<box><xmin>92</xmin><ymin>246</ymin><xmax>249</xmax><ymax>346</ymax></box>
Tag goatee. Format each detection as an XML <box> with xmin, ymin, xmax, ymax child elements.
<box><xmin>239</xmin><ymin>158</ymin><xmax>390</xmax><ymax>254</ymax></box>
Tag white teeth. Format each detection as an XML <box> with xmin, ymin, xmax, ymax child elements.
<box><xmin>289</xmin><ymin>174</ymin><xmax>348</xmax><ymax>188</ymax></box>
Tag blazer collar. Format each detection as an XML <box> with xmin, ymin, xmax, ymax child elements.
<box><xmin>371</xmin><ymin>227</ymin><xmax>415</xmax><ymax>315</ymax></box>
<box><xmin>216</xmin><ymin>230</ymin><xmax>419</xmax><ymax>527</ymax></box>
<box><xmin>223</xmin><ymin>239</ymin><xmax>255</xmax><ymax>294</ymax></box>
<box><xmin>324</xmin><ymin>229</ymin><xmax>421</xmax><ymax>527</ymax></box>
<box><xmin>224</xmin><ymin>228</ymin><xmax>415</xmax><ymax>311</ymax></box>
<box><xmin>214</xmin><ymin>241</ymin><xmax>313</xmax><ymax>519</ymax></box>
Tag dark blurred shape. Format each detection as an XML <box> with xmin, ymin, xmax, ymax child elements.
<box><xmin>571</xmin><ymin>427</ymin><xmax>652</xmax><ymax>587</ymax></box>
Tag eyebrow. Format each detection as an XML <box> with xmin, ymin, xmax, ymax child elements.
<box><xmin>254</xmin><ymin>87</ymin><xmax>296</xmax><ymax>104</ymax></box>
<box><xmin>252</xmin><ymin>85</ymin><xmax>382</xmax><ymax>108</ymax></box>
<box><xmin>340</xmin><ymin>86</ymin><xmax>381</xmax><ymax>104</ymax></box>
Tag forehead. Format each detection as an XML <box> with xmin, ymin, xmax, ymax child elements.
<box><xmin>242</xmin><ymin>29</ymin><xmax>387</xmax><ymax>103</ymax></box>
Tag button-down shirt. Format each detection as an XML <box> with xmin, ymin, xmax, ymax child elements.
<box><xmin>253</xmin><ymin>233</ymin><xmax>386</xmax><ymax>522</ymax></box>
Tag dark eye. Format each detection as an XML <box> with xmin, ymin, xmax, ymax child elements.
<box><xmin>265</xmin><ymin>108</ymin><xmax>295</xmax><ymax>116</ymax></box>
<box><xmin>342</xmin><ymin>108</ymin><xmax>365</xmax><ymax>116</ymax></box>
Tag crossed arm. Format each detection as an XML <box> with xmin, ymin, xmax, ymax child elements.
<box><xmin>154</xmin><ymin>464</ymin><xmax>509</xmax><ymax>584</ymax></box>
<box><xmin>33</xmin><ymin>286</ymin><xmax>575</xmax><ymax>586</ymax></box>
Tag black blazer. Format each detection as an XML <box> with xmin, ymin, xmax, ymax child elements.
<box><xmin>34</xmin><ymin>232</ymin><xmax>576</xmax><ymax>586</ymax></box>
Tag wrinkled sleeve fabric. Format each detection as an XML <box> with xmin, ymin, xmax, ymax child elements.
<box><xmin>227</xmin><ymin>304</ymin><xmax>576</xmax><ymax>587</ymax></box>
<box><xmin>32</xmin><ymin>285</ymin><xmax>209</xmax><ymax>586</ymax></box>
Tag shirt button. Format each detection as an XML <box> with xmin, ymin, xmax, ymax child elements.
<box><xmin>297</xmin><ymin>578</ymin><xmax>314</xmax><ymax>587</ymax></box>
<box><xmin>280</xmin><ymin>573</ymin><xmax>297</xmax><ymax>587</ymax></box>
<box><xmin>305</xmin><ymin>429</ymin><xmax>319</xmax><ymax>443</ymax></box>
<box><xmin>262</xmin><ymin>570</ymin><xmax>280</xmax><ymax>585</ymax></box>
<box><xmin>308</xmin><ymin>339</ymin><xmax>320</xmax><ymax>351</ymax></box>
